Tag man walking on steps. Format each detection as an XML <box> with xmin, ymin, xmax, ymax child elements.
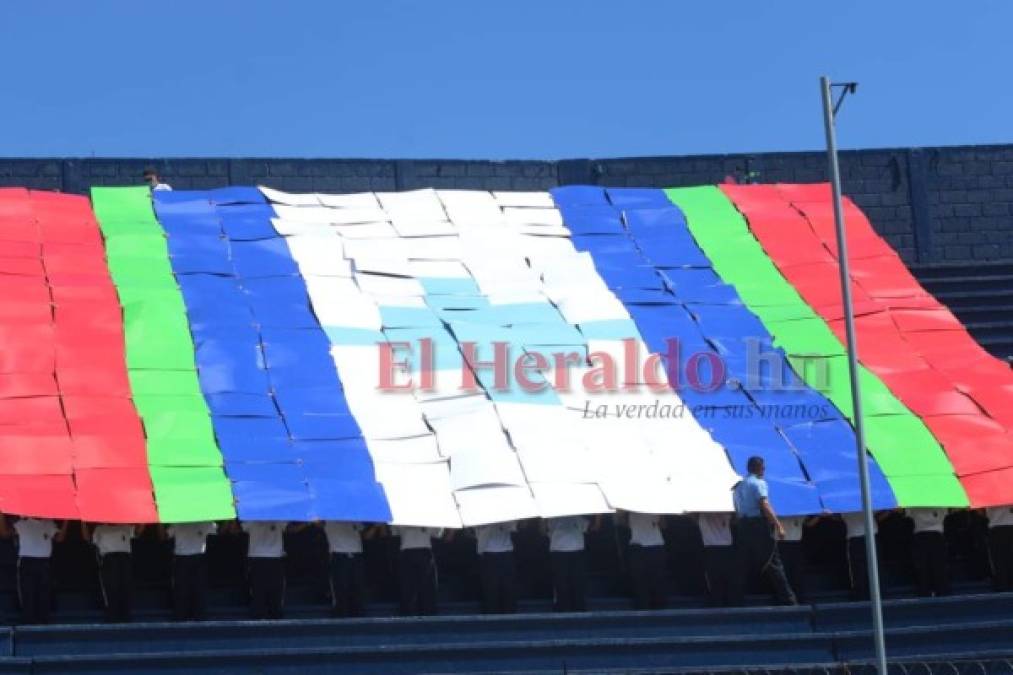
<box><xmin>731</xmin><ymin>456</ymin><xmax>797</xmax><ymax>606</ymax></box>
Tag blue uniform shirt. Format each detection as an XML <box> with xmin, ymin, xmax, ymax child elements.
<box><xmin>733</xmin><ymin>474</ymin><xmax>769</xmax><ymax>518</ymax></box>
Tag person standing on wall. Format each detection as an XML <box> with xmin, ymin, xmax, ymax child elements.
<box><xmin>142</xmin><ymin>167</ymin><xmax>172</xmax><ymax>191</ymax></box>
<box><xmin>239</xmin><ymin>520</ymin><xmax>289</xmax><ymax>619</ymax></box>
<box><xmin>731</xmin><ymin>456</ymin><xmax>797</xmax><ymax>606</ymax></box>
<box><xmin>83</xmin><ymin>522</ymin><xmax>138</xmax><ymax>622</ymax></box>
<box><xmin>697</xmin><ymin>512</ymin><xmax>737</xmax><ymax>607</ymax></box>
<box><xmin>622</xmin><ymin>511</ymin><xmax>668</xmax><ymax>610</ymax></box>
<box><xmin>906</xmin><ymin>508</ymin><xmax>950</xmax><ymax>597</ymax></box>
<box><xmin>164</xmin><ymin>521</ymin><xmax>217</xmax><ymax>621</ymax></box>
<box><xmin>986</xmin><ymin>505</ymin><xmax>1013</xmax><ymax>591</ymax></box>
<box><xmin>545</xmin><ymin>515</ymin><xmax>599</xmax><ymax>612</ymax></box>
<box><xmin>778</xmin><ymin>515</ymin><xmax>810</xmax><ymax>603</ymax></box>
<box><xmin>0</xmin><ymin>515</ymin><xmax>68</xmax><ymax>624</ymax></box>
<box><xmin>390</xmin><ymin>525</ymin><xmax>443</xmax><ymax>616</ymax></box>
<box><xmin>323</xmin><ymin>521</ymin><xmax>377</xmax><ymax>618</ymax></box>
<box><xmin>473</xmin><ymin>520</ymin><xmax>519</xmax><ymax>614</ymax></box>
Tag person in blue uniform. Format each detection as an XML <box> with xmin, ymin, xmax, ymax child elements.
<box><xmin>731</xmin><ymin>456</ymin><xmax>797</xmax><ymax>605</ymax></box>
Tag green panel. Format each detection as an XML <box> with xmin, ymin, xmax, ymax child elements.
<box><xmin>666</xmin><ymin>185</ymin><xmax>967</xmax><ymax>507</ymax></box>
<box><xmin>91</xmin><ymin>186</ymin><xmax>234</xmax><ymax>522</ymax></box>
<box><xmin>128</xmin><ymin>370</ymin><xmax>202</xmax><ymax>396</ymax></box>
<box><xmin>148</xmin><ymin>467</ymin><xmax>236</xmax><ymax>522</ymax></box>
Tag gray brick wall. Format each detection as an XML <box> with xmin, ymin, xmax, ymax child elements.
<box><xmin>1</xmin><ymin>145</ymin><xmax>1011</xmax><ymax>264</ymax></box>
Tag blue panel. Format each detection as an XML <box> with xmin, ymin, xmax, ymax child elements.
<box><xmin>233</xmin><ymin>481</ymin><xmax>315</xmax><ymax>521</ymax></box>
<box><xmin>227</xmin><ymin>462</ymin><xmax>304</xmax><ymax>483</ymax></box>
<box><xmin>229</xmin><ymin>239</ymin><xmax>301</xmax><ymax>278</ymax></box>
<box><xmin>594</xmin><ymin>264</ymin><xmax>663</xmax><ymax>290</ymax></box>
<box><xmin>557</xmin><ymin>204</ymin><xmax>625</xmax><ymax>235</ymax></box>
<box><xmin>296</xmin><ymin>441</ymin><xmax>376</xmax><ymax>481</ymax></box>
<box><xmin>214</xmin><ymin>416</ymin><xmax>290</xmax><ymax>442</ymax></box>
<box><xmin>205</xmin><ymin>393</ymin><xmax>278</xmax><ymax>417</ymax></box>
<box><xmin>158</xmin><ymin>213</ymin><xmax>223</xmax><ymax>236</ymax></box>
<box><xmin>219</xmin><ymin>437</ymin><xmax>299</xmax><ymax>463</ymax></box>
<box><xmin>566</xmin><ymin>188</ymin><xmax>897</xmax><ymax>514</ymax></box>
<box><xmin>309</xmin><ymin>479</ymin><xmax>392</xmax><ymax>522</ymax></box>
<box><xmin>285</xmin><ymin>413</ymin><xmax>362</xmax><ymax>441</ymax></box>
<box><xmin>570</xmin><ymin>234</ymin><xmax>639</xmax><ymax>255</ymax></box>
<box><xmin>623</xmin><ymin>207</ymin><xmax>687</xmax><ymax>234</ymax></box>
<box><xmin>274</xmin><ymin>387</ymin><xmax>350</xmax><ymax>417</ymax></box>
<box><xmin>606</xmin><ymin>188</ymin><xmax>674</xmax><ymax>208</ymax></box>
<box><xmin>549</xmin><ymin>185</ymin><xmax>608</xmax><ymax>206</ymax></box>
<box><xmin>220</xmin><ymin>213</ymin><xmax>278</xmax><ymax>240</ymax></box>
<box><xmin>615</xmin><ymin>288</ymin><xmax>676</xmax><ymax>305</ymax></box>
<box><xmin>818</xmin><ymin>473</ymin><xmax>897</xmax><ymax>512</ymax></box>
<box><xmin>151</xmin><ymin>189</ymin><xmax>391</xmax><ymax>522</ymax></box>
<box><xmin>209</xmin><ymin>186</ymin><xmax>266</xmax><ymax>205</ymax></box>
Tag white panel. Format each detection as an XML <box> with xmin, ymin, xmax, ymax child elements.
<box><xmin>492</xmin><ymin>191</ymin><xmax>555</xmax><ymax>208</ymax></box>
<box><xmin>530</xmin><ymin>483</ymin><xmax>612</xmax><ymax>518</ymax></box>
<box><xmin>260</xmin><ymin>186</ymin><xmax>321</xmax><ymax>206</ymax></box>
<box><xmin>375</xmin><ymin>461</ymin><xmax>461</xmax><ymax>527</ymax></box>
<box><xmin>450</xmin><ymin>449</ymin><xmax>526</xmax><ymax>490</ymax></box>
<box><xmin>316</xmin><ymin>192</ymin><xmax>382</xmax><ymax>209</ymax></box>
<box><xmin>454</xmin><ymin>486</ymin><xmax>538</xmax><ymax>526</ymax></box>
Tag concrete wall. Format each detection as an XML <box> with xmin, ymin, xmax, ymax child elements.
<box><xmin>3</xmin><ymin>144</ymin><xmax>1012</xmax><ymax>264</ymax></box>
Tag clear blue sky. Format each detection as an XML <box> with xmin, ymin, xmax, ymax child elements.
<box><xmin>1</xmin><ymin>1</ymin><xmax>1010</xmax><ymax>159</ymax></box>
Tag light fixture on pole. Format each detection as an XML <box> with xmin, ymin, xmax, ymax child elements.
<box><xmin>819</xmin><ymin>75</ymin><xmax>887</xmax><ymax>675</ymax></box>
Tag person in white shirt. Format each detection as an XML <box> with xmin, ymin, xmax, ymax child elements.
<box><xmin>905</xmin><ymin>508</ymin><xmax>950</xmax><ymax>597</ymax></box>
<box><xmin>240</xmin><ymin>520</ymin><xmax>289</xmax><ymax>619</ymax></box>
<box><xmin>83</xmin><ymin>522</ymin><xmax>139</xmax><ymax>622</ymax></box>
<box><xmin>840</xmin><ymin>511</ymin><xmax>884</xmax><ymax>600</ymax></box>
<box><xmin>0</xmin><ymin>515</ymin><xmax>68</xmax><ymax>624</ymax></box>
<box><xmin>695</xmin><ymin>512</ymin><xmax>736</xmax><ymax>607</ymax></box>
<box><xmin>986</xmin><ymin>505</ymin><xmax>1013</xmax><ymax>591</ymax></box>
<box><xmin>165</xmin><ymin>521</ymin><xmax>217</xmax><ymax>621</ymax></box>
<box><xmin>473</xmin><ymin>521</ymin><xmax>518</xmax><ymax>614</ymax></box>
<box><xmin>322</xmin><ymin>521</ymin><xmax>373</xmax><ymax>617</ymax></box>
<box><xmin>622</xmin><ymin>511</ymin><xmax>668</xmax><ymax>610</ymax></box>
<box><xmin>778</xmin><ymin>515</ymin><xmax>811</xmax><ymax>603</ymax></box>
<box><xmin>390</xmin><ymin>526</ymin><xmax>443</xmax><ymax>616</ymax></box>
<box><xmin>143</xmin><ymin>167</ymin><xmax>172</xmax><ymax>191</ymax></box>
<box><xmin>545</xmin><ymin>515</ymin><xmax>596</xmax><ymax>612</ymax></box>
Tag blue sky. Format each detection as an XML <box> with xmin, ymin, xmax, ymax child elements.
<box><xmin>1</xmin><ymin>1</ymin><xmax>1010</xmax><ymax>159</ymax></box>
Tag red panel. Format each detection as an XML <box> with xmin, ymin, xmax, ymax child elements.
<box><xmin>0</xmin><ymin>474</ymin><xmax>79</xmax><ymax>519</ymax></box>
<box><xmin>960</xmin><ymin>467</ymin><xmax>1013</xmax><ymax>508</ymax></box>
<box><xmin>72</xmin><ymin>435</ymin><xmax>147</xmax><ymax>469</ymax></box>
<box><xmin>0</xmin><ymin>372</ymin><xmax>59</xmax><ymax>398</ymax></box>
<box><xmin>722</xmin><ymin>183</ymin><xmax>1013</xmax><ymax>503</ymax></box>
<box><xmin>76</xmin><ymin>468</ymin><xmax>157</xmax><ymax>523</ymax></box>
<box><xmin>0</xmin><ymin>190</ymin><xmax>155</xmax><ymax>522</ymax></box>
<box><xmin>0</xmin><ymin>435</ymin><xmax>73</xmax><ymax>475</ymax></box>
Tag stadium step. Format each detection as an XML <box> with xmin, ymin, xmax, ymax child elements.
<box><xmin>1</xmin><ymin>592</ymin><xmax>1010</xmax><ymax>673</ymax></box>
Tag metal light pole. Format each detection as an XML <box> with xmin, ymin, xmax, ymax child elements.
<box><xmin>819</xmin><ymin>75</ymin><xmax>888</xmax><ymax>675</ymax></box>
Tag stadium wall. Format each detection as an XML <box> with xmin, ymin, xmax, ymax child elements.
<box><xmin>1</xmin><ymin>143</ymin><xmax>1012</xmax><ymax>264</ymax></box>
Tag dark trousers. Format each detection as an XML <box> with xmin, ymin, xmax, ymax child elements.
<box><xmin>629</xmin><ymin>544</ymin><xmax>667</xmax><ymax>610</ymax></box>
<box><xmin>99</xmin><ymin>552</ymin><xmax>132</xmax><ymax>623</ymax></box>
<box><xmin>781</xmin><ymin>540</ymin><xmax>807</xmax><ymax>603</ymax></box>
<box><xmin>913</xmin><ymin>531</ymin><xmax>949</xmax><ymax>597</ymax></box>
<box><xmin>329</xmin><ymin>552</ymin><xmax>365</xmax><ymax>617</ymax></box>
<box><xmin>551</xmin><ymin>550</ymin><xmax>587</xmax><ymax>612</ymax></box>
<box><xmin>17</xmin><ymin>557</ymin><xmax>51</xmax><ymax>625</ymax></box>
<box><xmin>989</xmin><ymin>526</ymin><xmax>1013</xmax><ymax>591</ymax></box>
<box><xmin>733</xmin><ymin>518</ymin><xmax>797</xmax><ymax>605</ymax></box>
<box><xmin>480</xmin><ymin>551</ymin><xmax>517</xmax><ymax>614</ymax></box>
<box><xmin>399</xmin><ymin>548</ymin><xmax>437</xmax><ymax>616</ymax></box>
<box><xmin>249</xmin><ymin>557</ymin><xmax>285</xmax><ymax>619</ymax></box>
<box><xmin>847</xmin><ymin>536</ymin><xmax>872</xmax><ymax>600</ymax></box>
<box><xmin>704</xmin><ymin>545</ymin><xmax>737</xmax><ymax>607</ymax></box>
<box><xmin>173</xmin><ymin>554</ymin><xmax>208</xmax><ymax>621</ymax></box>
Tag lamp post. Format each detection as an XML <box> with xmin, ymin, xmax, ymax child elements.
<box><xmin>819</xmin><ymin>75</ymin><xmax>888</xmax><ymax>675</ymax></box>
